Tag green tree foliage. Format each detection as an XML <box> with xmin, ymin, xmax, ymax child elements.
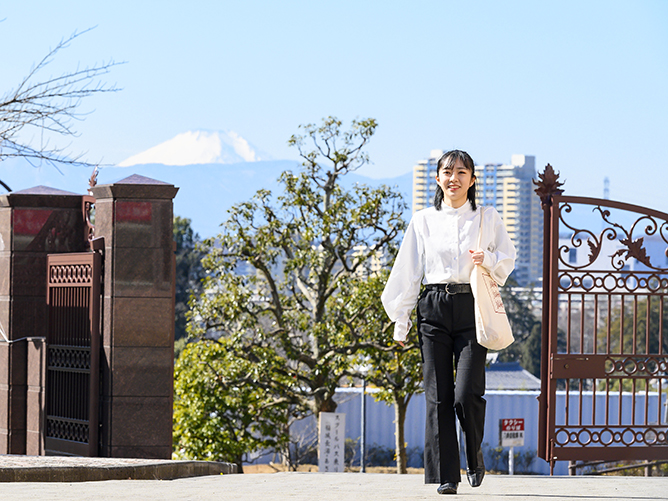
<box><xmin>598</xmin><ymin>295</ymin><xmax>668</xmax><ymax>391</ymax></box>
<box><xmin>349</xmin><ymin>270</ymin><xmax>423</xmax><ymax>473</ymax></box>
<box><xmin>173</xmin><ymin>216</ymin><xmax>204</xmax><ymax>342</ymax></box>
<box><xmin>603</xmin><ymin>295</ymin><xmax>668</xmax><ymax>355</ymax></box>
<box><xmin>173</xmin><ymin>339</ymin><xmax>289</xmax><ymax>472</ymax></box>
<box><xmin>176</xmin><ymin>117</ymin><xmax>406</xmax><ymax>465</ymax></box>
<box><xmin>497</xmin><ymin>277</ymin><xmax>542</xmax><ymax>377</ymax></box>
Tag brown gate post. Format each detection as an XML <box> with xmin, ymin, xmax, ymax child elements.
<box><xmin>0</xmin><ymin>186</ymin><xmax>88</xmax><ymax>454</ymax></box>
<box><xmin>534</xmin><ymin>165</ymin><xmax>564</xmax><ymax>469</ymax></box>
<box><xmin>91</xmin><ymin>174</ymin><xmax>178</xmax><ymax>458</ymax></box>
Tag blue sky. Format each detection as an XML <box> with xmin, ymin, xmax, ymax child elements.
<box><xmin>2</xmin><ymin>1</ymin><xmax>667</xmax><ymax>210</ymax></box>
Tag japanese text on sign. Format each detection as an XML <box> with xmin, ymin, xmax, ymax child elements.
<box><xmin>318</xmin><ymin>412</ymin><xmax>345</xmax><ymax>472</ymax></box>
<box><xmin>500</xmin><ymin>418</ymin><xmax>524</xmax><ymax>447</ymax></box>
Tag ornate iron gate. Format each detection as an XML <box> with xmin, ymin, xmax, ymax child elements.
<box><xmin>45</xmin><ymin>250</ymin><xmax>102</xmax><ymax>456</ymax></box>
<box><xmin>536</xmin><ymin>166</ymin><xmax>668</xmax><ymax>473</ymax></box>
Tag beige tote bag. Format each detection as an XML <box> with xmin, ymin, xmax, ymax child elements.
<box><xmin>470</xmin><ymin>207</ymin><xmax>514</xmax><ymax>350</ymax></box>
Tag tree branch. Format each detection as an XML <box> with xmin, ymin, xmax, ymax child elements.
<box><xmin>0</xmin><ymin>28</ymin><xmax>124</xmax><ymax>169</ymax></box>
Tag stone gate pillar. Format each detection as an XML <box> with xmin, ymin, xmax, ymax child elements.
<box><xmin>91</xmin><ymin>174</ymin><xmax>178</xmax><ymax>458</ymax></box>
<box><xmin>0</xmin><ymin>186</ymin><xmax>87</xmax><ymax>454</ymax></box>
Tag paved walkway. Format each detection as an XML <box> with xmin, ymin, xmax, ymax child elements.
<box><xmin>1</xmin><ymin>462</ymin><xmax>668</xmax><ymax>500</ymax></box>
<box><xmin>2</xmin><ymin>455</ymin><xmax>667</xmax><ymax>500</ymax></box>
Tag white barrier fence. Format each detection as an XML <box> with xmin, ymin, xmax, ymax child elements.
<box><xmin>283</xmin><ymin>388</ymin><xmax>667</xmax><ymax>475</ymax></box>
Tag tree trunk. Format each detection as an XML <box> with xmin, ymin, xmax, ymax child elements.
<box><xmin>394</xmin><ymin>396</ymin><xmax>408</xmax><ymax>474</ymax></box>
<box><xmin>316</xmin><ymin>394</ymin><xmax>338</xmax><ymax>414</ymax></box>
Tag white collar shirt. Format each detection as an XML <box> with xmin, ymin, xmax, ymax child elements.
<box><xmin>381</xmin><ymin>201</ymin><xmax>516</xmax><ymax>342</ymax></box>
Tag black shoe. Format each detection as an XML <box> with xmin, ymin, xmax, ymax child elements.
<box><xmin>437</xmin><ymin>482</ymin><xmax>458</xmax><ymax>495</ymax></box>
<box><xmin>466</xmin><ymin>447</ymin><xmax>485</xmax><ymax>487</ymax></box>
<box><xmin>466</xmin><ymin>467</ymin><xmax>485</xmax><ymax>487</ymax></box>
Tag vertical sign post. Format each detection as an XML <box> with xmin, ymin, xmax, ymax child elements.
<box><xmin>500</xmin><ymin>418</ymin><xmax>525</xmax><ymax>475</ymax></box>
<box><xmin>360</xmin><ymin>380</ymin><xmax>366</xmax><ymax>473</ymax></box>
<box><xmin>319</xmin><ymin>412</ymin><xmax>346</xmax><ymax>472</ymax></box>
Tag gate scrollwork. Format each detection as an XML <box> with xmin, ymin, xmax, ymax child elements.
<box><xmin>558</xmin><ymin>202</ymin><xmax>668</xmax><ymax>273</ymax></box>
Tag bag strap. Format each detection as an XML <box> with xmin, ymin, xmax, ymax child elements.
<box><xmin>476</xmin><ymin>206</ymin><xmax>484</xmax><ymax>249</ymax></box>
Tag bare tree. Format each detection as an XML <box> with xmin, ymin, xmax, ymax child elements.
<box><xmin>0</xmin><ymin>28</ymin><xmax>121</xmax><ymax>190</ymax></box>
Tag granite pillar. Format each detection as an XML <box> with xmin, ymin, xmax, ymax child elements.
<box><xmin>25</xmin><ymin>337</ymin><xmax>46</xmax><ymax>455</ymax></box>
<box><xmin>91</xmin><ymin>175</ymin><xmax>178</xmax><ymax>459</ymax></box>
<box><xmin>0</xmin><ymin>186</ymin><xmax>87</xmax><ymax>454</ymax></box>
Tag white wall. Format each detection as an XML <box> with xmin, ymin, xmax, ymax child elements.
<box><xmin>285</xmin><ymin>388</ymin><xmax>666</xmax><ymax>476</ymax></box>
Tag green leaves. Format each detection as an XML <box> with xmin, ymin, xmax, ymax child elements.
<box><xmin>173</xmin><ymin>339</ymin><xmax>289</xmax><ymax>469</ymax></box>
<box><xmin>496</xmin><ymin>277</ymin><xmax>542</xmax><ymax>376</ymax></box>
<box><xmin>174</xmin><ymin>116</ymin><xmax>407</xmax><ymax>467</ymax></box>
<box><xmin>174</xmin><ymin>216</ymin><xmax>204</xmax><ymax>342</ymax></box>
<box><xmin>289</xmin><ymin>116</ymin><xmax>379</xmax><ymax>185</ymax></box>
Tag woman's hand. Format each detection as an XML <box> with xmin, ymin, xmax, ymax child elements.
<box><xmin>469</xmin><ymin>249</ymin><xmax>485</xmax><ymax>266</ymax></box>
<box><xmin>396</xmin><ymin>340</ymin><xmax>405</xmax><ymax>348</ymax></box>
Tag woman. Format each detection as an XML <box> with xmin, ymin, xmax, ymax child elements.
<box><xmin>381</xmin><ymin>150</ymin><xmax>515</xmax><ymax>495</ymax></box>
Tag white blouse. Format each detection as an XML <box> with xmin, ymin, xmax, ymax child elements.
<box><xmin>381</xmin><ymin>201</ymin><xmax>516</xmax><ymax>342</ymax></box>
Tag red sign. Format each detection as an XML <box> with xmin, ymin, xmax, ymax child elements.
<box><xmin>500</xmin><ymin>418</ymin><xmax>525</xmax><ymax>447</ymax></box>
<box><xmin>13</xmin><ymin>209</ymin><xmax>53</xmax><ymax>235</ymax></box>
<box><xmin>115</xmin><ymin>201</ymin><xmax>152</xmax><ymax>223</ymax></box>
<box><xmin>501</xmin><ymin>418</ymin><xmax>524</xmax><ymax>432</ymax></box>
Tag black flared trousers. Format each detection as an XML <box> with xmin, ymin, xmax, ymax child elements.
<box><xmin>417</xmin><ymin>288</ymin><xmax>487</xmax><ymax>484</ymax></box>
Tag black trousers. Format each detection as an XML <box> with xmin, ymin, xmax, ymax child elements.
<box><xmin>417</xmin><ymin>288</ymin><xmax>487</xmax><ymax>484</ymax></box>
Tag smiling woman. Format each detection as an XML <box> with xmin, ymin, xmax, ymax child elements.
<box><xmin>381</xmin><ymin>149</ymin><xmax>516</xmax><ymax>494</ymax></box>
<box><xmin>434</xmin><ymin>150</ymin><xmax>477</xmax><ymax>211</ymax></box>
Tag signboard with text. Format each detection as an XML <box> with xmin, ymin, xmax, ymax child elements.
<box><xmin>318</xmin><ymin>412</ymin><xmax>345</xmax><ymax>472</ymax></box>
<box><xmin>500</xmin><ymin>418</ymin><xmax>524</xmax><ymax>447</ymax></box>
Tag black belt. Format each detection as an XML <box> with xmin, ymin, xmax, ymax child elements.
<box><xmin>425</xmin><ymin>283</ymin><xmax>472</xmax><ymax>294</ymax></box>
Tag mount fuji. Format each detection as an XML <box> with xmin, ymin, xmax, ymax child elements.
<box><xmin>1</xmin><ymin>130</ymin><xmax>412</xmax><ymax>238</ymax></box>
<box><xmin>118</xmin><ymin>130</ymin><xmax>270</xmax><ymax>166</ymax></box>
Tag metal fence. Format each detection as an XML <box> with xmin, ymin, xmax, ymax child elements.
<box><xmin>536</xmin><ymin>166</ymin><xmax>668</xmax><ymax>472</ymax></box>
<box><xmin>45</xmin><ymin>252</ymin><xmax>101</xmax><ymax>456</ymax></box>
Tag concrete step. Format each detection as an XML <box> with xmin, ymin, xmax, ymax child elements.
<box><xmin>0</xmin><ymin>455</ymin><xmax>237</xmax><ymax>482</ymax></box>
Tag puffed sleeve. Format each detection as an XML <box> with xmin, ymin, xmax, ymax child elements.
<box><xmin>480</xmin><ymin>207</ymin><xmax>516</xmax><ymax>286</ymax></box>
<box><xmin>381</xmin><ymin>217</ymin><xmax>424</xmax><ymax>342</ymax></box>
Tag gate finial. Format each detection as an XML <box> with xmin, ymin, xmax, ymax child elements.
<box><xmin>534</xmin><ymin>164</ymin><xmax>564</xmax><ymax>207</ymax></box>
<box><xmin>88</xmin><ymin>165</ymin><xmax>99</xmax><ymax>195</ymax></box>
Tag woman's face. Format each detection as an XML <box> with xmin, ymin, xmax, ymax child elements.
<box><xmin>435</xmin><ymin>157</ymin><xmax>475</xmax><ymax>208</ymax></box>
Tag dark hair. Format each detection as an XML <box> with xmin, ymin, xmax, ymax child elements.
<box><xmin>434</xmin><ymin>149</ymin><xmax>477</xmax><ymax>211</ymax></box>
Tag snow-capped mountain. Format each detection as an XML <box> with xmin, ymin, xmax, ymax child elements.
<box><xmin>118</xmin><ymin>130</ymin><xmax>270</xmax><ymax>166</ymax></box>
<box><xmin>1</xmin><ymin>156</ymin><xmax>412</xmax><ymax>239</ymax></box>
